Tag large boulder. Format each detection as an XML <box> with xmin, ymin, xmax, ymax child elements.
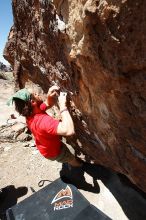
<box><xmin>4</xmin><ymin>0</ymin><xmax>146</xmax><ymax>192</ymax></box>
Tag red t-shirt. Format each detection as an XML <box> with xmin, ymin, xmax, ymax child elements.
<box><xmin>26</xmin><ymin>113</ymin><xmax>61</xmax><ymax>158</ymax></box>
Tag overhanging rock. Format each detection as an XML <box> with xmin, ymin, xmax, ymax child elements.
<box><xmin>4</xmin><ymin>0</ymin><xmax>146</xmax><ymax>192</ymax></box>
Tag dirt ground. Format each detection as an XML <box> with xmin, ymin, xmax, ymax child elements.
<box><xmin>0</xmin><ymin>74</ymin><xmax>146</xmax><ymax>220</ymax></box>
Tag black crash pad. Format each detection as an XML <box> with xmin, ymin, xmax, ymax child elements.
<box><xmin>6</xmin><ymin>178</ymin><xmax>111</xmax><ymax>220</ymax></box>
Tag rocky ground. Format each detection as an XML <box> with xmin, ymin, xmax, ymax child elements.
<box><xmin>0</xmin><ymin>74</ymin><xmax>146</xmax><ymax>220</ymax></box>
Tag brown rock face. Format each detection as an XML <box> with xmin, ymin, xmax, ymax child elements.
<box><xmin>4</xmin><ymin>0</ymin><xmax>146</xmax><ymax>192</ymax></box>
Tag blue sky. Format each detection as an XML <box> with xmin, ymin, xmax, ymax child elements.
<box><xmin>0</xmin><ymin>0</ymin><xmax>13</xmax><ymax>65</ymax></box>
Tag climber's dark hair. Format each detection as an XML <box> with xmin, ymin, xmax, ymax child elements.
<box><xmin>13</xmin><ymin>98</ymin><xmax>33</xmax><ymax>117</ymax></box>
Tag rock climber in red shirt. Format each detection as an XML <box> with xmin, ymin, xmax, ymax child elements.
<box><xmin>7</xmin><ymin>86</ymin><xmax>82</xmax><ymax>167</ymax></box>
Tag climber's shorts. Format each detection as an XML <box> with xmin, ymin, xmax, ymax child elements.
<box><xmin>47</xmin><ymin>143</ymin><xmax>75</xmax><ymax>163</ymax></box>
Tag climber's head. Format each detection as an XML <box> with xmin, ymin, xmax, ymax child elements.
<box><xmin>7</xmin><ymin>88</ymin><xmax>43</xmax><ymax>117</ymax></box>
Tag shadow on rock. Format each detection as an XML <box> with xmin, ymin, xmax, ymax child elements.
<box><xmin>60</xmin><ymin>162</ymin><xmax>146</xmax><ymax>220</ymax></box>
<box><xmin>60</xmin><ymin>163</ymin><xmax>100</xmax><ymax>193</ymax></box>
<box><xmin>80</xmin><ymin>163</ymin><xmax>146</xmax><ymax>220</ymax></box>
<box><xmin>0</xmin><ymin>185</ymin><xmax>28</xmax><ymax>220</ymax></box>
<box><xmin>105</xmin><ymin>172</ymin><xmax>146</xmax><ymax>220</ymax></box>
